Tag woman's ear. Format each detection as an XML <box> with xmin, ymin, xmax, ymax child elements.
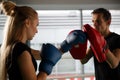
<box><xmin>25</xmin><ymin>19</ymin><xmax>30</xmax><ymax>28</ymax></box>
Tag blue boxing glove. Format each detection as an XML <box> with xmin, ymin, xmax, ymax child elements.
<box><xmin>60</xmin><ymin>30</ymin><xmax>87</xmax><ymax>53</ymax></box>
<box><xmin>39</xmin><ymin>43</ymin><xmax>62</xmax><ymax>75</ymax></box>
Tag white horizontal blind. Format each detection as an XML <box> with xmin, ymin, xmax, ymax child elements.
<box><xmin>37</xmin><ymin>10</ymin><xmax>81</xmax><ymax>29</ymax></box>
<box><xmin>0</xmin><ymin>14</ymin><xmax>6</xmax><ymax>44</ymax></box>
<box><xmin>110</xmin><ymin>10</ymin><xmax>120</xmax><ymax>34</ymax></box>
<box><xmin>0</xmin><ymin>14</ymin><xmax>6</xmax><ymax>27</ymax></box>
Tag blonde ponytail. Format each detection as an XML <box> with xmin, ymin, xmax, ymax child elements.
<box><xmin>0</xmin><ymin>1</ymin><xmax>17</xmax><ymax>80</ymax></box>
<box><xmin>0</xmin><ymin>1</ymin><xmax>16</xmax><ymax>16</ymax></box>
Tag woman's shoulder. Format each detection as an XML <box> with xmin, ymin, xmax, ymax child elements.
<box><xmin>12</xmin><ymin>41</ymin><xmax>31</xmax><ymax>57</ymax></box>
<box><xmin>14</xmin><ymin>41</ymin><xmax>30</xmax><ymax>49</ymax></box>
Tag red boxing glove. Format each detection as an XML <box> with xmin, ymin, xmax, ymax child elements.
<box><xmin>69</xmin><ymin>41</ymin><xmax>87</xmax><ymax>59</ymax></box>
<box><xmin>83</xmin><ymin>24</ymin><xmax>108</xmax><ymax>62</ymax></box>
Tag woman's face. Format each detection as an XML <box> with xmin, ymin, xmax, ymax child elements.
<box><xmin>26</xmin><ymin>14</ymin><xmax>39</xmax><ymax>40</ymax></box>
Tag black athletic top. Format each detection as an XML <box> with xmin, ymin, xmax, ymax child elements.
<box><xmin>94</xmin><ymin>32</ymin><xmax>120</xmax><ymax>80</ymax></box>
<box><xmin>6</xmin><ymin>42</ymin><xmax>37</xmax><ymax>80</ymax></box>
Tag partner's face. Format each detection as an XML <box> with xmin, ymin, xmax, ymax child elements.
<box><xmin>92</xmin><ymin>13</ymin><xmax>109</xmax><ymax>35</ymax></box>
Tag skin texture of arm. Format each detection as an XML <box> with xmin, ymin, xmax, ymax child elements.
<box><xmin>80</xmin><ymin>48</ymin><xmax>93</xmax><ymax>64</ymax></box>
<box><xmin>80</xmin><ymin>47</ymin><xmax>120</xmax><ymax>69</ymax></box>
<box><xmin>17</xmin><ymin>51</ymin><xmax>47</xmax><ymax>80</ymax></box>
<box><xmin>106</xmin><ymin>48</ymin><xmax>120</xmax><ymax>69</ymax></box>
<box><xmin>31</xmin><ymin>49</ymin><xmax>42</xmax><ymax>60</ymax></box>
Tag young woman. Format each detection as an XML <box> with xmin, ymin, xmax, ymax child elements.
<box><xmin>0</xmin><ymin>1</ymin><xmax>62</xmax><ymax>80</ymax></box>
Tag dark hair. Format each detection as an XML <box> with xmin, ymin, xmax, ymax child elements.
<box><xmin>92</xmin><ymin>8</ymin><xmax>111</xmax><ymax>21</ymax></box>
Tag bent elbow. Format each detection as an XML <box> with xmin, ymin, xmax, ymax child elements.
<box><xmin>109</xmin><ymin>63</ymin><xmax>119</xmax><ymax>69</ymax></box>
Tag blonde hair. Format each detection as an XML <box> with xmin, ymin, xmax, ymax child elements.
<box><xmin>0</xmin><ymin>1</ymin><xmax>37</xmax><ymax>80</ymax></box>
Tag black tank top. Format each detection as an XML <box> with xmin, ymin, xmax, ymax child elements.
<box><xmin>94</xmin><ymin>32</ymin><xmax>120</xmax><ymax>80</ymax></box>
<box><xmin>6</xmin><ymin>42</ymin><xmax>37</xmax><ymax>80</ymax></box>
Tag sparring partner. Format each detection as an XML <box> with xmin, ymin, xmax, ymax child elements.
<box><xmin>0</xmin><ymin>1</ymin><xmax>62</xmax><ymax>80</ymax></box>
<box><xmin>80</xmin><ymin>8</ymin><xmax>120</xmax><ymax>80</ymax></box>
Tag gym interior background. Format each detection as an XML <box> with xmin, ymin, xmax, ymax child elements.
<box><xmin>0</xmin><ymin>0</ymin><xmax>120</xmax><ymax>80</ymax></box>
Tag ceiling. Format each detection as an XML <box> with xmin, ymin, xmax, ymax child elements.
<box><xmin>0</xmin><ymin>0</ymin><xmax>120</xmax><ymax>10</ymax></box>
